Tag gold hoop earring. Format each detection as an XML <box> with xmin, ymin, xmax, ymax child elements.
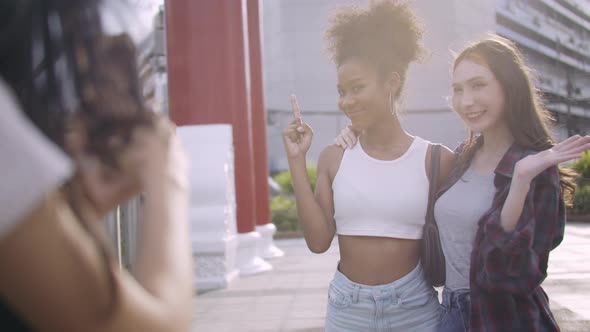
<box><xmin>389</xmin><ymin>92</ymin><xmax>395</xmax><ymax>115</ymax></box>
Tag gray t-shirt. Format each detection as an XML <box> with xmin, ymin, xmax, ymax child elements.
<box><xmin>434</xmin><ymin>166</ymin><xmax>496</xmax><ymax>291</ymax></box>
<box><xmin>0</xmin><ymin>79</ymin><xmax>73</xmax><ymax>239</ymax></box>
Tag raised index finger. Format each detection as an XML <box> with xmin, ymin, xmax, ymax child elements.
<box><xmin>290</xmin><ymin>94</ymin><xmax>301</xmax><ymax>122</ymax></box>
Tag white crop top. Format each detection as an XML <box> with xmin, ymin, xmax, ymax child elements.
<box><xmin>0</xmin><ymin>79</ymin><xmax>73</xmax><ymax>239</ymax></box>
<box><xmin>332</xmin><ymin>136</ymin><xmax>430</xmax><ymax>239</ymax></box>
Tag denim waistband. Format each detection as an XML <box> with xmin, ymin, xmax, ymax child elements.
<box><xmin>331</xmin><ymin>263</ymin><xmax>429</xmax><ymax>302</ymax></box>
<box><xmin>441</xmin><ymin>288</ymin><xmax>470</xmax><ymax>308</ymax></box>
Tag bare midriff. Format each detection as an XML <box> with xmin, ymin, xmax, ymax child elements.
<box><xmin>337</xmin><ymin>235</ymin><xmax>420</xmax><ymax>286</ymax></box>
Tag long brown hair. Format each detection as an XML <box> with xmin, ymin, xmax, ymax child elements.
<box><xmin>453</xmin><ymin>35</ymin><xmax>576</xmax><ymax>205</ymax></box>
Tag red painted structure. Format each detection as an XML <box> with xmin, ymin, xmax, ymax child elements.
<box><xmin>246</xmin><ymin>0</ymin><xmax>272</xmax><ymax>227</ymax></box>
<box><xmin>165</xmin><ymin>0</ymin><xmax>270</xmax><ymax>233</ymax></box>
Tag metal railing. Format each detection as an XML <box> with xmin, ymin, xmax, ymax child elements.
<box><xmin>104</xmin><ymin>197</ymin><xmax>142</xmax><ymax>270</ymax></box>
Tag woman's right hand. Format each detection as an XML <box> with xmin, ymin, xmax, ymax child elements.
<box><xmin>333</xmin><ymin>124</ymin><xmax>359</xmax><ymax>149</ymax></box>
<box><xmin>282</xmin><ymin>95</ymin><xmax>313</xmax><ymax>159</ymax></box>
<box><xmin>74</xmin><ymin>115</ymin><xmax>188</xmax><ymax>217</ymax></box>
<box><xmin>119</xmin><ymin>116</ymin><xmax>188</xmax><ymax>192</ymax></box>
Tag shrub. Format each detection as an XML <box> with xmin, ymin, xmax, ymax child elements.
<box><xmin>270</xmin><ymin>194</ymin><xmax>295</xmax><ymax>211</ymax></box>
<box><xmin>270</xmin><ymin>165</ymin><xmax>317</xmax><ymax>232</ymax></box>
<box><xmin>306</xmin><ymin>166</ymin><xmax>317</xmax><ymax>190</ymax></box>
<box><xmin>273</xmin><ymin>170</ymin><xmax>294</xmax><ymax>193</ymax></box>
<box><xmin>573</xmin><ymin>151</ymin><xmax>590</xmax><ymax>186</ymax></box>
<box><xmin>270</xmin><ymin>195</ymin><xmax>299</xmax><ymax>231</ymax></box>
<box><xmin>272</xmin><ymin>164</ymin><xmax>317</xmax><ymax>194</ymax></box>
<box><xmin>571</xmin><ymin>151</ymin><xmax>590</xmax><ymax>214</ymax></box>
<box><xmin>573</xmin><ymin>185</ymin><xmax>590</xmax><ymax>214</ymax></box>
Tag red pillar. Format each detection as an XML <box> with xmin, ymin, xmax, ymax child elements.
<box><xmin>246</xmin><ymin>0</ymin><xmax>271</xmax><ymax>227</ymax></box>
<box><xmin>165</xmin><ymin>0</ymin><xmax>257</xmax><ymax>234</ymax></box>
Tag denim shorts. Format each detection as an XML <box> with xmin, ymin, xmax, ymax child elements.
<box><xmin>325</xmin><ymin>263</ymin><xmax>441</xmax><ymax>332</ymax></box>
<box><xmin>437</xmin><ymin>288</ymin><xmax>470</xmax><ymax>332</ymax></box>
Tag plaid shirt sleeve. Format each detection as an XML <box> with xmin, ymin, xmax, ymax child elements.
<box><xmin>473</xmin><ymin>165</ymin><xmax>565</xmax><ymax>294</ymax></box>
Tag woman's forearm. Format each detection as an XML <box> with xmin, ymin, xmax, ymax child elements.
<box><xmin>133</xmin><ymin>178</ymin><xmax>193</xmax><ymax>310</ymax></box>
<box><xmin>288</xmin><ymin>157</ymin><xmax>334</xmax><ymax>253</ymax></box>
<box><xmin>500</xmin><ymin>175</ymin><xmax>531</xmax><ymax>232</ymax></box>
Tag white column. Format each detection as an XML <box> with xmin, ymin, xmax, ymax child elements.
<box><xmin>236</xmin><ymin>231</ymin><xmax>272</xmax><ymax>276</ymax></box>
<box><xmin>256</xmin><ymin>223</ymin><xmax>285</xmax><ymax>259</ymax></box>
<box><xmin>177</xmin><ymin>124</ymin><xmax>239</xmax><ymax>290</ymax></box>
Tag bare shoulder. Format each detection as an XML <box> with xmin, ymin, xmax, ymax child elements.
<box><xmin>319</xmin><ymin>144</ymin><xmax>345</xmax><ymax>161</ymax></box>
<box><xmin>317</xmin><ymin>145</ymin><xmax>345</xmax><ymax>178</ymax></box>
<box><xmin>0</xmin><ymin>191</ymin><xmax>113</xmax><ymax>330</ymax></box>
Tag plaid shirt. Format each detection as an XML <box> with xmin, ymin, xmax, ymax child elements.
<box><xmin>440</xmin><ymin>140</ymin><xmax>565</xmax><ymax>332</ymax></box>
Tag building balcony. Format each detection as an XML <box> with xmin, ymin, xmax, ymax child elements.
<box><xmin>496</xmin><ymin>25</ymin><xmax>590</xmax><ymax>74</ymax></box>
<box><xmin>496</xmin><ymin>4</ymin><xmax>590</xmax><ymax>60</ymax></box>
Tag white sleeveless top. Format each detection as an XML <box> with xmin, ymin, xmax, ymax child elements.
<box><xmin>332</xmin><ymin>136</ymin><xmax>430</xmax><ymax>239</ymax></box>
<box><xmin>0</xmin><ymin>79</ymin><xmax>73</xmax><ymax>239</ymax></box>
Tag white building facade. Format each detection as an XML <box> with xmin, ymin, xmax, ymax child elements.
<box><xmin>495</xmin><ymin>0</ymin><xmax>590</xmax><ymax>140</ymax></box>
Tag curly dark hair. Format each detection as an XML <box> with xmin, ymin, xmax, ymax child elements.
<box><xmin>324</xmin><ymin>0</ymin><xmax>425</xmax><ymax>98</ymax></box>
<box><xmin>0</xmin><ymin>0</ymin><xmax>151</xmax><ymax>162</ymax></box>
<box><xmin>0</xmin><ymin>0</ymin><xmax>150</xmax><ymax>321</ymax></box>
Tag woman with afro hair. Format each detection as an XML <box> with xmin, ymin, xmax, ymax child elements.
<box><xmin>282</xmin><ymin>1</ymin><xmax>455</xmax><ymax>330</ymax></box>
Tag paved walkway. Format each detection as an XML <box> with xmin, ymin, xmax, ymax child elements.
<box><xmin>192</xmin><ymin>223</ymin><xmax>590</xmax><ymax>332</ymax></box>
